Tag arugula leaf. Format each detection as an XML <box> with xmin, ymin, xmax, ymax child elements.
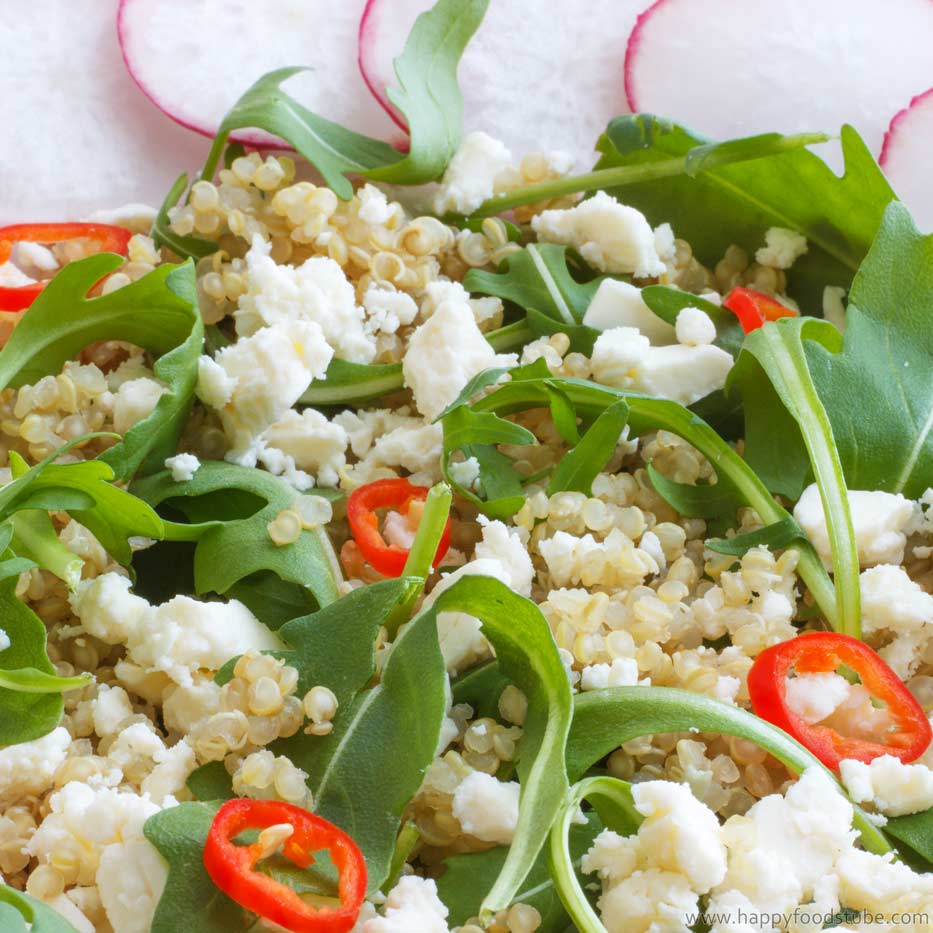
<box><xmin>437</xmin><ymin>812</ymin><xmax>602</xmax><ymax>931</ymax></box>
<box><xmin>0</xmin><ymin>255</ymin><xmax>202</xmax><ymax>481</ymax></box>
<box><xmin>547</xmin><ymin>400</ymin><xmax>628</xmax><ymax>495</ymax></box>
<box><xmin>199</xmin><ymin>0</ymin><xmax>487</xmax><ymax>197</ymax></box>
<box><xmin>591</xmin><ymin>116</ymin><xmax>895</xmax><ymax>309</ymax></box>
<box><xmin>728</xmin><ymin>317</ymin><xmax>859</xmax><ymax>636</ymax></box>
<box><xmin>0</xmin><ymin>576</ymin><xmax>73</xmax><ymax>745</ymax></box>
<box><xmin>0</xmin><ymin>886</ymin><xmax>80</xmax><ymax>932</ymax></box>
<box><xmin>150</xmin><ymin>173</ymin><xmax>219</xmax><ymax>261</ymax></box>
<box><xmin>706</xmin><ymin>518</ymin><xmax>807</xmax><ymax>557</ymax></box>
<box><xmin>548</xmin><ymin>777</ymin><xmax>641</xmax><ymax>932</ymax></box>
<box><xmin>8</xmin><ymin>455</ymin><xmax>164</xmax><ymax>566</ymax></box>
<box><xmin>365</xmin><ymin>0</ymin><xmax>490</xmax><ymax>185</ymax></box>
<box><xmin>884</xmin><ymin>807</ymin><xmax>933</xmax><ymax>869</ymax></box>
<box><xmin>646</xmin><ymin>462</ymin><xmax>741</xmax><ymax>520</ymax></box>
<box><xmin>473</xmin><ymin>122</ymin><xmax>831</xmax><ymax>223</ymax></box>
<box><xmin>464</xmin><ymin>244</ymin><xmax>603</xmax><ymax>328</ymax></box>
<box><xmin>144</xmin><ymin>801</ymin><xmax>244</xmax><ymax>933</ymax></box>
<box><xmin>277</xmin><ymin>593</ymin><xmax>447</xmax><ymax>893</ymax></box>
<box><xmin>567</xmin><ymin>686</ymin><xmax>891</xmax><ymax>856</ymax></box>
<box><xmin>430</xmin><ymin>576</ymin><xmax>573</xmax><ymax>920</ymax></box>
<box><xmin>10</xmin><ymin>511</ymin><xmax>82</xmax><ymax>589</ymax></box>
<box><xmin>447</xmin><ymin>371</ymin><xmax>837</xmax><ymax>627</ymax></box>
<box><xmin>132</xmin><ymin>462</ymin><xmax>340</xmax><ymax>609</ymax></box>
<box><xmin>800</xmin><ymin>202</ymin><xmax>933</xmax><ymax>498</ymax></box>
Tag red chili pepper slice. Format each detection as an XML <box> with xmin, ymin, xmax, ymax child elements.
<box><xmin>0</xmin><ymin>223</ymin><xmax>133</xmax><ymax>313</ymax></box>
<box><xmin>748</xmin><ymin>631</ymin><xmax>932</xmax><ymax>769</ymax></box>
<box><xmin>347</xmin><ymin>478</ymin><xmax>451</xmax><ymax>577</ymax></box>
<box><xmin>723</xmin><ymin>286</ymin><xmax>798</xmax><ymax>334</ymax></box>
<box><xmin>203</xmin><ymin>799</ymin><xmax>367</xmax><ymax>933</ymax></box>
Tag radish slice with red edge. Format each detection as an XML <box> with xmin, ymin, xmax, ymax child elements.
<box><xmin>881</xmin><ymin>90</ymin><xmax>933</xmax><ymax>230</ymax></box>
<box><xmin>118</xmin><ymin>0</ymin><xmax>398</xmax><ymax>147</ymax></box>
<box><xmin>626</xmin><ymin>0</ymin><xmax>933</xmax><ymax>165</ymax></box>
<box><xmin>360</xmin><ymin>0</ymin><xmax>644</xmax><ymax>169</ymax></box>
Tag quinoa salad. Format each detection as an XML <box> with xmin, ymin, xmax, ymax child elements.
<box><xmin>2</xmin><ymin>2</ymin><xmax>933</xmax><ymax>932</ymax></box>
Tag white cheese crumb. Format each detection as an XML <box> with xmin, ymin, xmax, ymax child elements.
<box><xmin>364</xmin><ymin>876</ymin><xmax>449</xmax><ymax>933</ymax></box>
<box><xmin>0</xmin><ymin>627</ymin><xmax>9</xmax><ymax>652</ymax></box>
<box><xmin>451</xmin><ymin>772</ymin><xmax>520</xmax><ymax>845</ymax></box>
<box><xmin>403</xmin><ymin>295</ymin><xmax>517</xmax><ymax>420</ymax></box>
<box><xmin>0</xmin><ymin>727</ymin><xmax>71</xmax><ymax>808</ymax></box>
<box><xmin>113</xmin><ymin>378</ymin><xmax>167</xmax><ymax>434</ymax></box>
<box><xmin>235</xmin><ymin>235</ymin><xmax>375</xmax><ymax>364</ymax></box>
<box><xmin>784</xmin><ymin>672</ymin><xmax>852</xmax><ymax>724</ymax></box>
<box><xmin>532</xmin><ymin>192</ymin><xmax>665</xmax><ymax>277</ymax></box>
<box><xmin>793</xmin><ymin>485</ymin><xmax>915</xmax><ymax>569</ymax></box>
<box><xmin>164</xmin><ymin>453</ymin><xmax>200</xmax><ymax>482</ymax></box>
<box><xmin>432</xmin><ymin>131</ymin><xmax>513</xmax><ymax>216</ymax></box>
<box><xmin>675</xmin><ymin>306</ymin><xmax>717</xmax><ymax>347</ymax></box>
<box><xmin>840</xmin><ymin>755</ymin><xmax>933</xmax><ymax>816</ymax></box>
<box><xmin>755</xmin><ymin>227</ymin><xmax>808</xmax><ymax>270</ymax></box>
<box><xmin>581</xmin><ymin>657</ymin><xmax>641</xmax><ymax>690</ymax></box>
<box><xmin>582</xmin><ymin>279</ymin><xmax>676</xmax><ymax>344</ymax></box>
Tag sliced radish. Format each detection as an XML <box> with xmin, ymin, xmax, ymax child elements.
<box><xmin>360</xmin><ymin>0</ymin><xmax>643</xmax><ymax>169</ymax></box>
<box><xmin>626</xmin><ymin>0</ymin><xmax>933</xmax><ymax>161</ymax></box>
<box><xmin>881</xmin><ymin>90</ymin><xmax>933</xmax><ymax>230</ymax></box>
<box><xmin>2</xmin><ymin>0</ymin><xmax>211</xmax><ymax>222</ymax></box>
<box><xmin>118</xmin><ymin>0</ymin><xmax>398</xmax><ymax>147</ymax></box>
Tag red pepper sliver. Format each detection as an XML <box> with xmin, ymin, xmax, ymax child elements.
<box><xmin>203</xmin><ymin>799</ymin><xmax>366</xmax><ymax>933</ymax></box>
<box><xmin>748</xmin><ymin>631</ymin><xmax>932</xmax><ymax>769</ymax></box>
<box><xmin>723</xmin><ymin>286</ymin><xmax>798</xmax><ymax>334</ymax></box>
<box><xmin>0</xmin><ymin>223</ymin><xmax>133</xmax><ymax>314</ymax></box>
<box><xmin>347</xmin><ymin>478</ymin><xmax>451</xmax><ymax>577</ymax></box>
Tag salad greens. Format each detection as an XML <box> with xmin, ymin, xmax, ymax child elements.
<box><xmin>132</xmin><ymin>461</ymin><xmax>341</xmax><ymax>612</ymax></box>
<box><xmin>0</xmin><ymin>254</ymin><xmax>202</xmax><ymax>481</ymax></box>
<box><xmin>590</xmin><ymin>116</ymin><xmax>896</xmax><ymax>309</ymax></box>
<box><xmin>0</xmin><ymin>886</ymin><xmax>81</xmax><ymax>933</ymax></box>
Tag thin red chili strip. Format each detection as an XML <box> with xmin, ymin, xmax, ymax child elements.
<box><xmin>723</xmin><ymin>286</ymin><xmax>798</xmax><ymax>334</ymax></box>
<box><xmin>748</xmin><ymin>631</ymin><xmax>932</xmax><ymax>769</ymax></box>
<box><xmin>0</xmin><ymin>223</ymin><xmax>132</xmax><ymax>313</ymax></box>
<box><xmin>347</xmin><ymin>478</ymin><xmax>451</xmax><ymax>577</ymax></box>
<box><xmin>203</xmin><ymin>799</ymin><xmax>366</xmax><ymax>933</ymax></box>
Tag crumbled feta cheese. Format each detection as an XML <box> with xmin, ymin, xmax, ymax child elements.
<box><xmin>259</xmin><ymin>409</ymin><xmax>349</xmax><ymax>488</ymax></box>
<box><xmin>98</xmin><ymin>836</ymin><xmax>170</xmax><ymax>933</ymax></box>
<box><xmin>0</xmin><ymin>261</ymin><xmax>36</xmax><ymax>287</ymax></box>
<box><xmin>755</xmin><ymin>227</ymin><xmax>808</xmax><ymax>270</ymax></box>
<box><xmin>0</xmin><ymin>627</ymin><xmax>8</xmax><ymax>652</ymax></box>
<box><xmin>835</xmin><ymin>847</ymin><xmax>933</xmax><ymax>916</ymax></box>
<box><xmin>840</xmin><ymin>755</ymin><xmax>933</xmax><ymax>817</ymax></box>
<box><xmin>582</xmin><ymin>279</ymin><xmax>676</xmax><ymax>344</ymax></box>
<box><xmin>421</xmin><ymin>279</ymin><xmax>502</xmax><ymax>328</ymax></box>
<box><xmin>591</xmin><ymin>327</ymin><xmax>732</xmax><ymax>406</ymax></box>
<box><xmin>580</xmin><ymin>657</ymin><xmax>641</xmax><ymax>690</ymax></box>
<box><xmin>383</xmin><ymin>510</ymin><xmax>416</xmax><ymax>550</ymax></box>
<box><xmin>71</xmin><ymin>573</ymin><xmax>282</xmax><ymax>686</ymax></box>
<box><xmin>598</xmin><ymin>868</ymin><xmax>701</xmax><ymax>933</ymax></box>
<box><xmin>235</xmin><ymin>235</ymin><xmax>375</xmax><ymax>364</ymax></box>
<box><xmin>784</xmin><ymin>671</ymin><xmax>852</xmax><ymax>724</ymax></box>
<box><xmin>675</xmin><ymin>306</ymin><xmax>717</xmax><ymax>347</ymax></box>
<box><xmin>362</xmin><ymin>283</ymin><xmax>418</xmax><ymax>336</ymax></box>
<box><xmin>0</xmin><ymin>727</ymin><xmax>71</xmax><ymax>808</ymax></box>
<box><xmin>473</xmin><ymin>518</ymin><xmax>534</xmax><ymax>597</ymax></box>
<box><xmin>364</xmin><ymin>876</ymin><xmax>450</xmax><ymax>933</ymax></box>
<box><xmin>141</xmin><ymin>742</ymin><xmax>197</xmax><ymax>805</ymax></box>
<box><xmin>451</xmin><ymin>772</ymin><xmax>520</xmax><ymax>845</ymax></box>
<box><xmin>532</xmin><ymin>192</ymin><xmax>665</xmax><ymax>277</ymax></box>
<box><xmin>356</xmin><ymin>184</ymin><xmax>395</xmax><ymax>226</ymax></box>
<box><xmin>164</xmin><ymin>453</ymin><xmax>200</xmax><ymax>482</ymax></box>
<box><xmin>432</xmin><ymin>131</ymin><xmax>513</xmax><ymax>216</ymax></box>
<box><xmin>113</xmin><ymin>377</ymin><xmax>167</xmax><ymax>434</ymax></box>
<box><xmin>403</xmin><ymin>295</ymin><xmax>517</xmax><ymax>420</ymax></box>
<box><xmin>654</xmin><ymin>222</ymin><xmax>676</xmax><ymax>264</ymax></box>
<box><xmin>793</xmin><ymin>485</ymin><xmax>915</xmax><ymax>569</ymax></box>
<box><xmin>92</xmin><ymin>684</ymin><xmax>134</xmax><ymax>737</ymax></box>
<box><xmin>198</xmin><ymin>320</ymin><xmax>333</xmax><ymax>458</ymax></box>
<box><xmin>161</xmin><ymin>678</ymin><xmax>222</xmax><ymax>734</ymax></box>
<box><xmin>447</xmin><ymin>456</ymin><xmax>481</xmax><ymax>491</ymax></box>
<box><xmin>711</xmin><ymin>768</ymin><xmax>855</xmax><ymax>918</ymax></box>
<box><xmin>44</xmin><ymin>894</ymin><xmax>94</xmax><ymax>933</ymax></box>
<box><xmin>633</xmin><ymin>781</ymin><xmax>727</xmax><ymax>892</ymax></box>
